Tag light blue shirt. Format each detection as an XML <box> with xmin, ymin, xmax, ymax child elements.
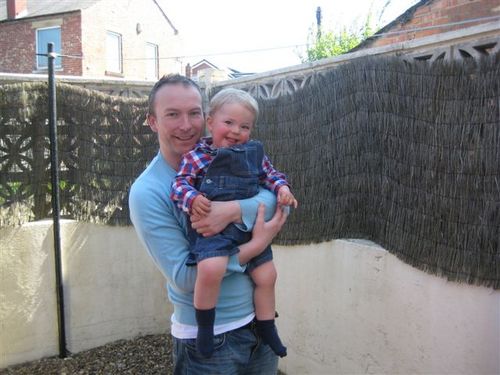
<box><xmin>129</xmin><ymin>152</ymin><xmax>276</xmax><ymax>331</ymax></box>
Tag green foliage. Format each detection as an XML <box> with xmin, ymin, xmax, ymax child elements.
<box><xmin>302</xmin><ymin>12</ymin><xmax>376</xmax><ymax>62</ymax></box>
<box><xmin>304</xmin><ymin>29</ymin><xmax>363</xmax><ymax>62</ymax></box>
<box><xmin>0</xmin><ymin>182</ymin><xmax>22</xmax><ymax>204</ymax></box>
<box><xmin>47</xmin><ymin>180</ymin><xmax>76</xmax><ymax>192</ymax></box>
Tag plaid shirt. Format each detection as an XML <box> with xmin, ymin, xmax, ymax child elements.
<box><xmin>171</xmin><ymin>137</ymin><xmax>288</xmax><ymax>213</ymax></box>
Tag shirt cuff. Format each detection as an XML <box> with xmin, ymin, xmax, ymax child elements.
<box><xmin>227</xmin><ymin>253</ymin><xmax>247</xmax><ymax>272</ymax></box>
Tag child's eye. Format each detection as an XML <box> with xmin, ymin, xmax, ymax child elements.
<box><xmin>224</xmin><ymin>120</ymin><xmax>233</xmax><ymax>125</ymax></box>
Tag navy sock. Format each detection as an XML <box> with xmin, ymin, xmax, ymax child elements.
<box><xmin>256</xmin><ymin>319</ymin><xmax>287</xmax><ymax>357</ymax></box>
<box><xmin>195</xmin><ymin>308</ymin><xmax>216</xmax><ymax>358</ymax></box>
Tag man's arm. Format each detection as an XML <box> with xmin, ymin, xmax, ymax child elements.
<box><xmin>130</xmin><ymin>178</ymin><xmax>246</xmax><ymax>289</ymax></box>
<box><xmin>191</xmin><ymin>187</ymin><xmax>276</xmax><ymax>237</ymax></box>
<box><xmin>238</xmin><ymin>204</ymin><xmax>288</xmax><ymax>265</ymax></box>
<box><xmin>130</xmin><ymin>181</ymin><xmax>196</xmax><ymax>292</ymax></box>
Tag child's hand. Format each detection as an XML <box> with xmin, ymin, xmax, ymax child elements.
<box><xmin>277</xmin><ymin>186</ymin><xmax>298</xmax><ymax>208</ymax></box>
<box><xmin>191</xmin><ymin>195</ymin><xmax>211</xmax><ymax>217</ymax></box>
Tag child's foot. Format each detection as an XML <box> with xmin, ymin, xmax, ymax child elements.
<box><xmin>195</xmin><ymin>308</ymin><xmax>215</xmax><ymax>358</ymax></box>
<box><xmin>256</xmin><ymin>319</ymin><xmax>287</xmax><ymax>357</ymax></box>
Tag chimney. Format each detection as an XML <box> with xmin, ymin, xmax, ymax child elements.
<box><xmin>7</xmin><ymin>0</ymin><xmax>27</xmax><ymax>20</ymax></box>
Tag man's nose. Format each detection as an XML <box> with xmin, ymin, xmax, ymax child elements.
<box><xmin>178</xmin><ymin>114</ymin><xmax>192</xmax><ymax>130</ymax></box>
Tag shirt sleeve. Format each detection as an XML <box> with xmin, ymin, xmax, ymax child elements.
<box><xmin>171</xmin><ymin>151</ymin><xmax>204</xmax><ymax>213</ymax></box>
<box><xmin>130</xmin><ymin>180</ymin><xmax>198</xmax><ymax>292</ymax></box>
<box><xmin>130</xmin><ymin>176</ymin><xmax>245</xmax><ymax>291</ymax></box>
<box><xmin>237</xmin><ymin>187</ymin><xmax>276</xmax><ymax>232</ymax></box>
<box><xmin>260</xmin><ymin>154</ymin><xmax>289</xmax><ymax>193</ymax></box>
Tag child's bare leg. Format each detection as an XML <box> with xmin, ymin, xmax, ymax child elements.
<box><xmin>250</xmin><ymin>261</ymin><xmax>287</xmax><ymax>357</ymax></box>
<box><xmin>194</xmin><ymin>256</ymin><xmax>227</xmax><ymax>309</ymax></box>
<box><xmin>194</xmin><ymin>256</ymin><xmax>228</xmax><ymax>358</ymax></box>
<box><xmin>251</xmin><ymin>261</ymin><xmax>277</xmax><ymax>319</ymax></box>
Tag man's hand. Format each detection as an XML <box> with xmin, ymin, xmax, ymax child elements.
<box><xmin>237</xmin><ymin>203</ymin><xmax>289</xmax><ymax>265</ymax></box>
<box><xmin>191</xmin><ymin>195</ymin><xmax>211</xmax><ymax>217</ymax></box>
<box><xmin>191</xmin><ymin>201</ymin><xmax>240</xmax><ymax>237</ymax></box>
<box><xmin>252</xmin><ymin>203</ymin><xmax>288</xmax><ymax>246</ymax></box>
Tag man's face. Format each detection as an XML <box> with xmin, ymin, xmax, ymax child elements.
<box><xmin>148</xmin><ymin>83</ymin><xmax>204</xmax><ymax>168</ymax></box>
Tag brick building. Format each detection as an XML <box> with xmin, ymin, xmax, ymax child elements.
<box><xmin>356</xmin><ymin>0</ymin><xmax>500</xmax><ymax>50</ymax></box>
<box><xmin>0</xmin><ymin>0</ymin><xmax>180</xmax><ymax>80</ymax></box>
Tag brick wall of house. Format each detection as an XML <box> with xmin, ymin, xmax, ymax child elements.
<box><xmin>62</xmin><ymin>13</ymin><xmax>83</xmax><ymax>75</ymax></box>
<box><xmin>81</xmin><ymin>0</ymin><xmax>181</xmax><ymax>80</ymax></box>
<box><xmin>0</xmin><ymin>12</ymin><xmax>82</xmax><ymax>75</ymax></box>
<box><xmin>0</xmin><ymin>0</ymin><xmax>181</xmax><ymax>79</ymax></box>
<box><xmin>370</xmin><ymin>0</ymin><xmax>500</xmax><ymax>47</ymax></box>
<box><xmin>0</xmin><ymin>21</ymin><xmax>33</xmax><ymax>73</ymax></box>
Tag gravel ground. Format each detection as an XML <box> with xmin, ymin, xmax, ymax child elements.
<box><xmin>0</xmin><ymin>334</ymin><xmax>173</xmax><ymax>375</ymax></box>
<box><xmin>0</xmin><ymin>335</ymin><xmax>286</xmax><ymax>375</ymax></box>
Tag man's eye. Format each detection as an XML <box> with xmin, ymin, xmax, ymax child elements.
<box><xmin>166</xmin><ymin>113</ymin><xmax>177</xmax><ymax>117</ymax></box>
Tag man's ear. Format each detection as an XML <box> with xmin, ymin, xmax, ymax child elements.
<box><xmin>147</xmin><ymin>114</ymin><xmax>158</xmax><ymax>133</ymax></box>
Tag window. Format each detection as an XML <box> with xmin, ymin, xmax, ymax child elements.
<box><xmin>36</xmin><ymin>27</ymin><xmax>62</xmax><ymax>69</ymax></box>
<box><xmin>106</xmin><ymin>31</ymin><xmax>122</xmax><ymax>74</ymax></box>
<box><xmin>145</xmin><ymin>43</ymin><xmax>158</xmax><ymax>80</ymax></box>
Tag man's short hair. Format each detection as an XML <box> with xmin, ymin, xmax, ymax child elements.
<box><xmin>147</xmin><ymin>74</ymin><xmax>202</xmax><ymax>117</ymax></box>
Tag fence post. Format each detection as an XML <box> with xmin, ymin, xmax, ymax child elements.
<box><xmin>47</xmin><ymin>42</ymin><xmax>67</xmax><ymax>358</ymax></box>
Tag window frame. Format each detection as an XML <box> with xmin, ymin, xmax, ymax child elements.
<box><xmin>36</xmin><ymin>26</ymin><xmax>62</xmax><ymax>70</ymax></box>
<box><xmin>145</xmin><ymin>42</ymin><xmax>159</xmax><ymax>80</ymax></box>
<box><xmin>106</xmin><ymin>31</ymin><xmax>123</xmax><ymax>75</ymax></box>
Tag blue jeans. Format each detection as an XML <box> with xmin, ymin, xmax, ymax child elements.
<box><xmin>172</xmin><ymin>324</ymin><xmax>279</xmax><ymax>374</ymax></box>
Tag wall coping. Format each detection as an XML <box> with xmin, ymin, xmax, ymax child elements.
<box><xmin>211</xmin><ymin>20</ymin><xmax>500</xmax><ymax>88</ymax></box>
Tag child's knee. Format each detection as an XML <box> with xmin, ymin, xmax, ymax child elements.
<box><xmin>198</xmin><ymin>257</ymin><xmax>227</xmax><ymax>284</ymax></box>
<box><xmin>251</xmin><ymin>262</ymin><xmax>277</xmax><ymax>287</ymax></box>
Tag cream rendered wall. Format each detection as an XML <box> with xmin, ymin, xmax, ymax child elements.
<box><xmin>61</xmin><ymin>221</ymin><xmax>171</xmax><ymax>353</ymax></box>
<box><xmin>0</xmin><ymin>220</ymin><xmax>170</xmax><ymax>369</ymax></box>
<box><xmin>1</xmin><ymin>221</ymin><xmax>59</xmax><ymax>367</ymax></box>
<box><xmin>274</xmin><ymin>240</ymin><xmax>500</xmax><ymax>375</ymax></box>
<box><xmin>80</xmin><ymin>0</ymin><xmax>181</xmax><ymax>79</ymax></box>
<box><xmin>1</xmin><ymin>223</ymin><xmax>499</xmax><ymax>373</ymax></box>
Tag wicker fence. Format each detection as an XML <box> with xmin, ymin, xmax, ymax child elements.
<box><xmin>1</xmin><ymin>53</ymin><xmax>499</xmax><ymax>288</ymax></box>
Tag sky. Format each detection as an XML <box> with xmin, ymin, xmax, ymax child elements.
<box><xmin>163</xmin><ymin>0</ymin><xmax>420</xmax><ymax>73</ymax></box>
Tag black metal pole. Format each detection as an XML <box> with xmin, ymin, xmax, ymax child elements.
<box><xmin>48</xmin><ymin>42</ymin><xmax>67</xmax><ymax>358</ymax></box>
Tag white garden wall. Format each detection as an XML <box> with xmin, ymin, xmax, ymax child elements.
<box><xmin>0</xmin><ymin>220</ymin><xmax>170</xmax><ymax>369</ymax></box>
<box><xmin>274</xmin><ymin>240</ymin><xmax>500</xmax><ymax>375</ymax></box>
<box><xmin>1</xmin><ymin>221</ymin><xmax>499</xmax><ymax>374</ymax></box>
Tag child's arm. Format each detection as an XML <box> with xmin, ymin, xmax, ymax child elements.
<box><xmin>171</xmin><ymin>151</ymin><xmax>206</xmax><ymax>214</ymax></box>
<box><xmin>191</xmin><ymin>194</ymin><xmax>211</xmax><ymax>217</ymax></box>
<box><xmin>261</xmin><ymin>155</ymin><xmax>298</xmax><ymax>207</ymax></box>
<box><xmin>277</xmin><ymin>185</ymin><xmax>298</xmax><ymax>208</ymax></box>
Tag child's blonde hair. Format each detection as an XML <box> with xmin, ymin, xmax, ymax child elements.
<box><xmin>208</xmin><ymin>88</ymin><xmax>259</xmax><ymax>124</ymax></box>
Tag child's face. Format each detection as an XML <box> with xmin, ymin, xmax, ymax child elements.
<box><xmin>207</xmin><ymin>102</ymin><xmax>254</xmax><ymax>148</ymax></box>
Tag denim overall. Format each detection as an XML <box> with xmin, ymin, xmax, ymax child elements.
<box><xmin>187</xmin><ymin>140</ymin><xmax>273</xmax><ymax>272</ymax></box>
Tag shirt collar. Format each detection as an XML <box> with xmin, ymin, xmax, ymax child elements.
<box><xmin>195</xmin><ymin>136</ymin><xmax>216</xmax><ymax>153</ymax></box>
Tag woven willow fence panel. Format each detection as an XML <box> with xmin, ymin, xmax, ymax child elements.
<box><xmin>0</xmin><ymin>83</ymin><xmax>152</xmax><ymax>226</ymax></box>
<box><xmin>1</xmin><ymin>54</ymin><xmax>499</xmax><ymax>288</ymax></box>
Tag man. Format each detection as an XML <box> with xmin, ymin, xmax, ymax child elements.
<box><xmin>129</xmin><ymin>74</ymin><xmax>288</xmax><ymax>374</ymax></box>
